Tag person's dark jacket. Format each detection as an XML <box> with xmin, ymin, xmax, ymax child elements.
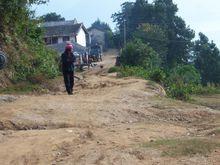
<box><xmin>61</xmin><ymin>51</ymin><xmax>76</xmax><ymax>72</ymax></box>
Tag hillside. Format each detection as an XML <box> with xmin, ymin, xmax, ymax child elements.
<box><xmin>0</xmin><ymin>0</ymin><xmax>59</xmax><ymax>89</ymax></box>
<box><xmin>0</xmin><ymin>50</ymin><xmax>220</xmax><ymax>164</ymax></box>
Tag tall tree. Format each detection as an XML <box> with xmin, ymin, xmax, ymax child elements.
<box><xmin>133</xmin><ymin>23</ymin><xmax>168</xmax><ymax>65</ymax></box>
<box><xmin>112</xmin><ymin>2</ymin><xmax>134</xmax><ymax>44</ymax></box>
<box><xmin>0</xmin><ymin>0</ymin><xmax>48</xmax><ymax>43</ymax></box>
<box><xmin>112</xmin><ymin>0</ymin><xmax>195</xmax><ymax>67</ymax></box>
<box><xmin>193</xmin><ymin>33</ymin><xmax>220</xmax><ymax>85</ymax></box>
<box><xmin>40</xmin><ymin>12</ymin><xmax>65</xmax><ymax>22</ymax></box>
<box><xmin>91</xmin><ymin>19</ymin><xmax>111</xmax><ymax>31</ymax></box>
<box><xmin>154</xmin><ymin>0</ymin><xmax>195</xmax><ymax>67</ymax></box>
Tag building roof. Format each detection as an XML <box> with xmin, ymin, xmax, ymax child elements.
<box><xmin>41</xmin><ymin>19</ymin><xmax>77</xmax><ymax>27</ymax></box>
<box><xmin>43</xmin><ymin>23</ymin><xmax>82</xmax><ymax>37</ymax></box>
<box><xmin>42</xmin><ymin>20</ymin><xmax>89</xmax><ymax>37</ymax></box>
<box><xmin>88</xmin><ymin>27</ymin><xmax>106</xmax><ymax>32</ymax></box>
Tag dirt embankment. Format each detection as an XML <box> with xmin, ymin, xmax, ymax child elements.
<box><xmin>0</xmin><ymin>50</ymin><xmax>220</xmax><ymax>165</ymax></box>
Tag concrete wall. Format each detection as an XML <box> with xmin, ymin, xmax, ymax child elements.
<box><xmin>70</xmin><ymin>36</ymin><xmax>76</xmax><ymax>43</ymax></box>
<box><xmin>89</xmin><ymin>28</ymin><xmax>105</xmax><ymax>47</ymax></box>
<box><xmin>76</xmin><ymin>27</ymin><xmax>86</xmax><ymax>47</ymax></box>
<box><xmin>58</xmin><ymin>37</ymin><xmax>63</xmax><ymax>44</ymax></box>
<box><xmin>44</xmin><ymin>27</ymin><xmax>88</xmax><ymax>48</ymax></box>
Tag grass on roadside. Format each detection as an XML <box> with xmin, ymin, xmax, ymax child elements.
<box><xmin>190</xmin><ymin>94</ymin><xmax>220</xmax><ymax>110</ymax></box>
<box><xmin>108</xmin><ymin>66</ymin><xmax>120</xmax><ymax>73</ymax></box>
<box><xmin>0</xmin><ymin>83</ymin><xmax>43</xmax><ymax>94</ymax></box>
<box><xmin>142</xmin><ymin>138</ymin><xmax>220</xmax><ymax>157</ymax></box>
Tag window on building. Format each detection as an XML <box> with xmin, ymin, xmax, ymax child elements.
<box><xmin>52</xmin><ymin>37</ymin><xmax>58</xmax><ymax>44</ymax></box>
<box><xmin>44</xmin><ymin>38</ymin><xmax>52</xmax><ymax>45</ymax></box>
<box><xmin>63</xmin><ymin>36</ymin><xmax>70</xmax><ymax>42</ymax></box>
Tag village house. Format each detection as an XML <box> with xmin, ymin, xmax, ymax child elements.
<box><xmin>41</xmin><ymin>20</ymin><xmax>90</xmax><ymax>53</ymax></box>
<box><xmin>88</xmin><ymin>27</ymin><xmax>105</xmax><ymax>50</ymax></box>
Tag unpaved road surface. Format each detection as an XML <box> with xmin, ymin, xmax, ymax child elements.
<box><xmin>0</xmin><ymin>50</ymin><xmax>220</xmax><ymax>165</ymax></box>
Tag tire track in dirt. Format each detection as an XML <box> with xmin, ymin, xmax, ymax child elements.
<box><xmin>0</xmin><ymin>50</ymin><xmax>220</xmax><ymax>165</ymax></box>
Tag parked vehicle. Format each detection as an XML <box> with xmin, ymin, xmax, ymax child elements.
<box><xmin>74</xmin><ymin>51</ymin><xmax>91</xmax><ymax>70</ymax></box>
<box><xmin>89</xmin><ymin>44</ymin><xmax>102</xmax><ymax>62</ymax></box>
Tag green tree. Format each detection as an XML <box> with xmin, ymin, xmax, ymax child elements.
<box><xmin>154</xmin><ymin>0</ymin><xmax>195</xmax><ymax>67</ymax></box>
<box><xmin>112</xmin><ymin>2</ymin><xmax>134</xmax><ymax>44</ymax></box>
<box><xmin>120</xmin><ymin>39</ymin><xmax>161</xmax><ymax>70</ymax></box>
<box><xmin>112</xmin><ymin>0</ymin><xmax>195</xmax><ymax>67</ymax></box>
<box><xmin>133</xmin><ymin>23</ymin><xmax>168</xmax><ymax>65</ymax></box>
<box><xmin>0</xmin><ymin>0</ymin><xmax>59</xmax><ymax>83</ymax></box>
<box><xmin>0</xmin><ymin>0</ymin><xmax>47</xmax><ymax>35</ymax></box>
<box><xmin>40</xmin><ymin>12</ymin><xmax>65</xmax><ymax>22</ymax></box>
<box><xmin>91</xmin><ymin>19</ymin><xmax>111</xmax><ymax>31</ymax></box>
<box><xmin>193</xmin><ymin>33</ymin><xmax>220</xmax><ymax>85</ymax></box>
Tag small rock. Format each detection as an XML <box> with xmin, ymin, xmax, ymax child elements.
<box><xmin>66</xmin><ymin>130</ymin><xmax>73</xmax><ymax>133</ymax></box>
<box><xmin>0</xmin><ymin>95</ymin><xmax>17</xmax><ymax>103</ymax></box>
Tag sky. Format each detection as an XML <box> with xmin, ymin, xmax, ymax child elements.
<box><xmin>33</xmin><ymin>0</ymin><xmax>220</xmax><ymax>47</ymax></box>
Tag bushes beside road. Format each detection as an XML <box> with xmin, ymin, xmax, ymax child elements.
<box><xmin>109</xmin><ymin>40</ymin><xmax>220</xmax><ymax>100</ymax></box>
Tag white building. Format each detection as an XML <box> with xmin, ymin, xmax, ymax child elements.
<box><xmin>42</xmin><ymin>20</ymin><xmax>90</xmax><ymax>50</ymax></box>
<box><xmin>88</xmin><ymin>27</ymin><xmax>105</xmax><ymax>48</ymax></box>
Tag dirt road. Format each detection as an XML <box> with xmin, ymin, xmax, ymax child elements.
<box><xmin>0</xmin><ymin>50</ymin><xmax>220</xmax><ymax>165</ymax></box>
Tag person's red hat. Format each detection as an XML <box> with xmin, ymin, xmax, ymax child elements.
<box><xmin>65</xmin><ymin>43</ymin><xmax>73</xmax><ymax>51</ymax></box>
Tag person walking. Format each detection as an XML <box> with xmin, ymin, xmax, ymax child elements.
<box><xmin>61</xmin><ymin>43</ymin><xmax>76</xmax><ymax>95</ymax></box>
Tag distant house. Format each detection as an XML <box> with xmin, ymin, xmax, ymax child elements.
<box><xmin>41</xmin><ymin>20</ymin><xmax>90</xmax><ymax>53</ymax></box>
<box><xmin>88</xmin><ymin>27</ymin><xmax>105</xmax><ymax>49</ymax></box>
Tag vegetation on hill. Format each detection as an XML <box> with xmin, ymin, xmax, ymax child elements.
<box><xmin>111</xmin><ymin>0</ymin><xmax>220</xmax><ymax>100</ymax></box>
<box><xmin>40</xmin><ymin>12</ymin><xmax>65</xmax><ymax>22</ymax></box>
<box><xmin>0</xmin><ymin>0</ymin><xmax>59</xmax><ymax>88</ymax></box>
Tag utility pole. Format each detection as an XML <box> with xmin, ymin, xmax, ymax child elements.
<box><xmin>123</xmin><ymin>19</ymin><xmax>126</xmax><ymax>46</ymax></box>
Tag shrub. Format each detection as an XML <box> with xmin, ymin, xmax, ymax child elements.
<box><xmin>118</xmin><ymin>66</ymin><xmax>149</xmax><ymax>79</ymax></box>
<box><xmin>120</xmin><ymin>39</ymin><xmax>161</xmax><ymax>70</ymax></box>
<box><xmin>116</xmin><ymin>63</ymin><xmax>219</xmax><ymax>101</ymax></box>
<box><xmin>143</xmin><ymin>138</ymin><xmax>220</xmax><ymax>157</ymax></box>
<box><xmin>11</xmin><ymin>24</ymin><xmax>59</xmax><ymax>83</ymax></box>
<box><xmin>149</xmin><ymin>68</ymin><xmax>166</xmax><ymax>83</ymax></box>
<box><xmin>193</xmin><ymin>84</ymin><xmax>220</xmax><ymax>95</ymax></box>
<box><xmin>167</xmin><ymin>65</ymin><xmax>200</xmax><ymax>85</ymax></box>
<box><xmin>164</xmin><ymin>65</ymin><xmax>201</xmax><ymax>100</ymax></box>
<box><xmin>108</xmin><ymin>66</ymin><xmax>120</xmax><ymax>73</ymax></box>
<box><xmin>12</xmin><ymin>45</ymin><xmax>59</xmax><ymax>82</ymax></box>
<box><xmin>166</xmin><ymin>83</ymin><xmax>190</xmax><ymax>100</ymax></box>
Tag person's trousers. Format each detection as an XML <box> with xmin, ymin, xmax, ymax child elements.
<box><xmin>63</xmin><ymin>71</ymin><xmax>74</xmax><ymax>93</ymax></box>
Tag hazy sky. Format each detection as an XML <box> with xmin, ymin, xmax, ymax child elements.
<box><xmin>34</xmin><ymin>0</ymin><xmax>220</xmax><ymax>47</ymax></box>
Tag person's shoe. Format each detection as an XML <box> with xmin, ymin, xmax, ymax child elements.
<box><xmin>68</xmin><ymin>91</ymin><xmax>73</xmax><ymax>95</ymax></box>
